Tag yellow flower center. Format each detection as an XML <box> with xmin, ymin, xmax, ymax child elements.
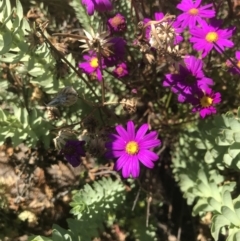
<box><xmin>237</xmin><ymin>61</ymin><xmax>240</xmax><ymax>68</ymax></box>
<box><xmin>90</xmin><ymin>57</ymin><xmax>98</xmax><ymax>68</ymax></box>
<box><xmin>188</xmin><ymin>8</ymin><xmax>199</xmax><ymax>15</ymax></box>
<box><xmin>116</xmin><ymin>66</ymin><xmax>123</xmax><ymax>75</ymax></box>
<box><xmin>125</xmin><ymin>141</ymin><xmax>139</xmax><ymax>155</ymax></box>
<box><xmin>205</xmin><ymin>32</ymin><xmax>218</xmax><ymax>42</ymax></box>
<box><xmin>110</xmin><ymin>15</ymin><xmax>122</xmax><ymax>27</ymax></box>
<box><xmin>200</xmin><ymin>95</ymin><xmax>213</xmax><ymax>107</ymax></box>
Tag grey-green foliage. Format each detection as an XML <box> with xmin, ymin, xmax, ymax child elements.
<box><xmin>0</xmin><ymin>0</ymin><xmax>104</xmax><ymax>147</ymax></box>
<box><xmin>114</xmin><ymin>0</ymin><xmax>136</xmax><ymax>41</ymax></box>
<box><xmin>172</xmin><ymin>110</ymin><xmax>240</xmax><ymax>241</ymax></box>
<box><xmin>0</xmin><ymin>0</ymin><xmax>55</xmax><ymax>147</ymax></box>
<box><xmin>195</xmin><ymin>107</ymin><xmax>240</xmax><ymax>170</ymax></box>
<box><xmin>29</xmin><ymin>177</ymin><xmax>126</xmax><ymax>241</ymax></box>
<box><xmin>70</xmin><ymin>177</ymin><xmax>125</xmax><ymax>238</ymax></box>
<box><xmin>172</xmin><ymin>129</ymin><xmax>224</xmax><ymax>209</ymax></box>
<box><xmin>211</xmin><ymin>191</ymin><xmax>240</xmax><ymax>241</ymax></box>
<box><xmin>69</xmin><ymin>0</ymin><xmax>94</xmax><ymax>32</ymax></box>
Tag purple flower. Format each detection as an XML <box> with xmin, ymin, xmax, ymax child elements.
<box><xmin>187</xmin><ymin>87</ymin><xmax>221</xmax><ymax>118</ymax></box>
<box><xmin>60</xmin><ymin>140</ymin><xmax>85</xmax><ymax>167</ymax></box>
<box><xmin>105</xmin><ymin>121</ymin><xmax>161</xmax><ymax>178</ymax></box>
<box><xmin>108</xmin><ymin>13</ymin><xmax>126</xmax><ymax>32</ymax></box>
<box><xmin>144</xmin><ymin>12</ymin><xmax>183</xmax><ymax>45</ymax></box>
<box><xmin>104</xmin><ymin>37</ymin><xmax>126</xmax><ymax>67</ymax></box>
<box><xmin>226</xmin><ymin>51</ymin><xmax>240</xmax><ymax>74</ymax></box>
<box><xmin>79</xmin><ymin>52</ymin><xmax>105</xmax><ymax>81</ymax></box>
<box><xmin>175</xmin><ymin>0</ymin><xmax>215</xmax><ymax>29</ymax></box>
<box><xmin>163</xmin><ymin>56</ymin><xmax>213</xmax><ymax>102</ymax></box>
<box><xmin>190</xmin><ymin>20</ymin><xmax>235</xmax><ymax>58</ymax></box>
<box><xmin>82</xmin><ymin>0</ymin><xmax>112</xmax><ymax>16</ymax></box>
<box><xmin>113</xmin><ymin>62</ymin><xmax>128</xmax><ymax>78</ymax></box>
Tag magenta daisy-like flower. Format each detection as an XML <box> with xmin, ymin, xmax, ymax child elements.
<box><xmin>113</xmin><ymin>62</ymin><xmax>128</xmax><ymax>78</ymax></box>
<box><xmin>144</xmin><ymin>12</ymin><xmax>183</xmax><ymax>45</ymax></box>
<box><xmin>105</xmin><ymin>121</ymin><xmax>161</xmax><ymax>178</ymax></box>
<box><xmin>187</xmin><ymin>87</ymin><xmax>221</xmax><ymax>118</ymax></box>
<box><xmin>163</xmin><ymin>56</ymin><xmax>213</xmax><ymax>102</ymax></box>
<box><xmin>108</xmin><ymin>13</ymin><xmax>126</xmax><ymax>32</ymax></box>
<box><xmin>79</xmin><ymin>52</ymin><xmax>105</xmax><ymax>81</ymax></box>
<box><xmin>226</xmin><ymin>51</ymin><xmax>240</xmax><ymax>74</ymax></box>
<box><xmin>190</xmin><ymin>20</ymin><xmax>235</xmax><ymax>58</ymax></box>
<box><xmin>104</xmin><ymin>37</ymin><xmax>126</xmax><ymax>67</ymax></box>
<box><xmin>60</xmin><ymin>140</ymin><xmax>85</xmax><ymax>167</ymax></box>
<box><xmin>82</xmin><ymin>0</ymin><xmax>112</xmax><ymax>16</ymax></box>
<box><xmin>175</xmin><ymin>0</ymin><xmax>215</xmax><ymax>29</ymax></box>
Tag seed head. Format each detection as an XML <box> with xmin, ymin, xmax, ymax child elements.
<box><xmin>122</xmin><ymin>98</ymin><xmax>138</xmax><ymax>114</ymax></box>
<box><xmin>79</xmin><ymin>27</ymin><xmax>114</xmax><ymax>57</ymax></box>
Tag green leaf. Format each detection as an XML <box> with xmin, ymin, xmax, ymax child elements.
<box><xmin>215</xmin><ymin>136</ymin><xmax>231</xmax><ymax>146</ymax></box>
<box><xmin>196</xmin><ymin>181</ymin><xmax>212</xmax><ymax>197</ymax></box>
<box><xmin>211</xmin><ymin>214</ymin><xmax>230</xmax><ymax>241</ymax></box>
<box><xmin>228</xmin><ymin>142</ymin><xmax>240</xmax><ymax>158</ymax></box>
<box><xmin>52</xmin><ymin>229</ymin><xmax>64</xmax><ymax>241</ymax></box>
<box><xmin>237</xmin><ymin>107</ymin><xmax>240</xmax><ymax>120</ymax></box>
<box><xmin>223</xmin><ymin>129</ymin><xmax>235</xmax><ymax>142</ymax></box>
<box><xmin>28</xmin><ymin>236</ymin><xmax>52</xmax><ymax>241</ymax></box>
<box><xmin>233</xmin><ymin>230</ymin><xmax>240</xmax><ymax>241</ymax></box>
<box><xmin>0</xmin><ymin>109</ymin><xmax>7</xmax><ymax>121</ymax></box>
<box><xmin>13</xmin><ymin>104</ymin><xmax>29</xmax><ymax>128</ymax></box>
<box><xmin>223</xmin><ymin>153</ymin><xmax>233</xmax><ymax>166</ymax></box>
<box><xmin>192</xmin><ymin>198</ymin><xmax>210</xmax><ymax>216</ymax></box>
<box><xmin>222</xmin><ymin>191</ymin><xmax>234</xmax><ymax>210</ymax></box>
<box><xmin>195</xmin><ymin>141</ymin><xmax>207</xmax><ymax>149</ymax></box>
<box><xmin>221</xmin><ymin>206</ymin><xmax>240</xmax><ymax>227</ymax></box>
<box><xmin>233</xmin><ymin>196</ymin><xmax>240</xmax><ymax>221</ymax></box>
<box><xmin>0</xmin><ymin>31</ymin><xmax>12</xmax><ymax>55</ymax></box>
<box><xmin>208</xmin><ymin>197</ymin><xmax>222</xmax><ymax>213</ymax></box>
<box><xmin>209</xmin><ymin>182</ymin><xmax>221</xmax><ymax>202</ymax></box>
<box><xmin>233</xmin><ymin>132</ymin><xmax>240</xmax><ymax>142</ymax></box>
<box><xmin>228</xmin><ymin>118</ymin><xmax>240</xmax><ymax>131</ymax></box>
<box><xmin>15</xmin><ymin>0</ymin><xmax>23</xmax><ymax>19</ymax></box>
<box><xmin>204</xmin><ymin>150</ymin><xmax>215</xmax><ymax>163</ymax></box>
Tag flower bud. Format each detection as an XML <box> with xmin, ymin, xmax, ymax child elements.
<box><xmin>47</xmin><ymin>86</ymin><xmax>78</xmax><ymax>107</ymax></box>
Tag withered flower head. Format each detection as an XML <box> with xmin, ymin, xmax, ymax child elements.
<box><xmin>55</xmin><ymin>61</ymin><xmax>70</xmax><ymax>79</ymax></box>
<box><xmin>88</xmin><ymin>137</ymin><xmax>106</xmax><ymax>157</ymax></box>
<box><xmin>49</xmin><ymin>37</ymin><xmax>68</xmax><ymax>59</ymax></box>
<box><xmin>46</xmin><ymin>106</ymin><xmax>61</xmax><ymax>120</ymax></box>
<box><xmin>25</xmin><ymin>25</ymin><xmax>44</xmax><ymax>51</ymax></box>
<box><xmin>82</xmin><ymin>116</ymin><xmax>98</xmax><ymax>133</ymax></box>
<box><xmin>26</xmin><ymin>8</ymin><xmax>41</xmax><ymax>21</ymax></box>
<box><xmin>165</xmin><ymin>45</ymin><xmax>186</xmax><ymax>65</ymax></box>
<box><xmin>30</xmin><ymin>85</ymin><xmax>43</xmax><ymax>102</ymax></box>
<box><xmin>47</xmin><ymin>86</ymin><xmax>78</xmax><ymax>107</ymax></box>
<box><xmin>79</xmin><ymin>27</ymin><xmax>114</xmax><ymax>57</ymax></box>
<box><xmin>148</xmin><ymin>19</ymin><xmax>177</xmax><ymax>50</ymax></box>
<box><xmin>121</xmin><ymin>98</ymin><xmax>138</xmax><ymax>114</ymax></box>
<box><xmin>53</xmin><ymin>129</ymin><xmax>76</xmax><ymax>151</ymax></box>
<box><xmin>26</xmin><ymin>20</ymin><xmax>49</xmax><ymax>51</ymax></box>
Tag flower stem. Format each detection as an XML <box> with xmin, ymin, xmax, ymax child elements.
<box><xmin>213</xmin><ymin>42</ymin><xmax>240</xmax><ymax>72</ymax></box>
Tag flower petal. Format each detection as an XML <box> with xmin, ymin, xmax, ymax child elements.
<box><xmin>127</xmin><ymin>121</ymin><xmax>135</xmax><ymax>140</ymax></box>
<box><xmin>115</xmin><ymin>153</ymin><xmax>129</xmax><ymax>171</ymax></box>
<box><xmin>139</xmin><ymin>139</ymin><xmax>161</xmax><ymax>149</ymax></box>
<box><xmin>138</xmin><ymin>150</ymin><xmax>159</xmax><ymax>168</ymax></box>
<box><xmin>135</xmin><ymin>123</ymin><xmax>149</xmax><ymax>141</ymax></box>
<box><xmin>116</xmin><ymin>124</ymin><xmax>129</xmax><ymax>141</ymax></box>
